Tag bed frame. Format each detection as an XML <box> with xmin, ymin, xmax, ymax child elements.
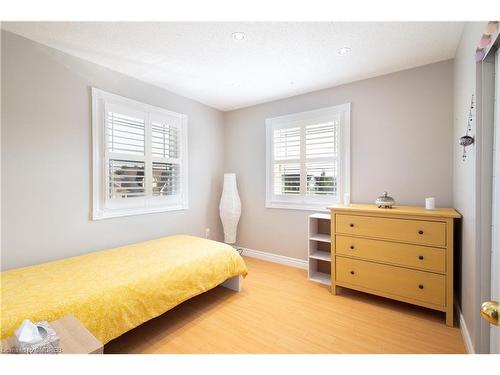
<box><xmin>221</xmin><ymin>275</ymin><xmax>242</xmax><ymax>292</ymax></box>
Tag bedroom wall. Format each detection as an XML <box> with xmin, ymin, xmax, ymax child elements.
<box><xmin>224</xmin><ymin>60</ymin><xmax>454</xmax><ymax>260</ymax></box>
<box><xmin>453</xmin><ymin>21</ymin><xmax>489</xmax><ymax>353</ymax></box>
<box><xmin>1</xmin><ymin>30</ymin><xmax>225</xmax><ymax>270</ymax></box>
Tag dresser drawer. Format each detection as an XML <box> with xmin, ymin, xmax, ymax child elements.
<box><xmin>336</xmin><ymin>257</ymin><xmax>446</xmax><ymax>306</ymax></box>
<box><xmin>335</xmin><ymin>214</ymin><xmax>446</xmax><ymax>247</ymax></box>
<box><xmin>335</xmin><ymin>235</ymin><xmax>446</xmax><ymax>273</ymax></box>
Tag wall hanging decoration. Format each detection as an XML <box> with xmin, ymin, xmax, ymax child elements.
<box><xmin>219</xmin><ymin>173</ymin><xmax>241</xmax><ymax>245</ymax></box>
<box><xmin>474</xmin><ymin>49</ymin><xmax>485</xmax><ymax>62</ymax></box>
<box><xmin>485</xmin><ymin>21</ymin><xmax>499</xmax><ymax>36</ymax></box>
<box><xmin>474</xmin><ymin>21</ymin><xmax>499</xmax><ymax>62</ymax></box>
<box><xmin>478</xmin><ymin>35</ymin><xmax>492</xmax><ymax>49</ymax></box>
<box><xmin>459</xmin><ymin>94</ymin><xmax>475</xmax><ymax>161</ymax></box>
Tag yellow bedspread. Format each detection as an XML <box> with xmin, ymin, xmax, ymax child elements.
<box><xmin>0</xmin><ymin>235</ymin><xmax>248</xmax><ymax>344</ymax></box>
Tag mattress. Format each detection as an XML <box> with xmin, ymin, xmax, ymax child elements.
<box><xmin>0</xmin><ymin>235</ymin><xmax>248</xmax><ymax>344</ymax></box>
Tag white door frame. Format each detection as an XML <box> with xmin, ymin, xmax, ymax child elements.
<box><xmin>491</xmin><ymin>48</ymin><xmax>500</xmax><ymax>354</ymax></box>
<box><xmin>474</xmin><ymin>29</ymin><xmax>500</xmax><ymax>353</ymax></box>
<box><xmin>475</xmin><ymin>50</ymin><xmax>495</xmax><ymax>354</ymax></box>
<box><xmin>476</xmin><ymin>33</ymin><xmax>500</xmax><ymax>354</ymax></box>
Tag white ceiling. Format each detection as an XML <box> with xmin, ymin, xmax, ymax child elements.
<box><xmin>2</xmin><ymin>22</ymin><xmax>464</xmax><ymax>111</ymax></box>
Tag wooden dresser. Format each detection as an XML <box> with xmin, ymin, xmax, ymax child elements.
<box><xmin>329</xmin><ymin>204</ymin><xmax>460</xmax><ymax>326</ymax></box>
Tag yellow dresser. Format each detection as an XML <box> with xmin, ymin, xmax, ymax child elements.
<box><xmin>330</xmin><ymin>204</ymin><xmax>460</xmax><ymax>326</ymax></box>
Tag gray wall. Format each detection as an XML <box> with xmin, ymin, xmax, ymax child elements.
<box><xmin>453</xmin><ymin>21</ymin><xmax>489</xmax><ymax>353</ymax></box>
<box><xmin>224</xmin><ymin>60</ymin><xmax>454</xmax><ymax>260</ymax></box>
<box><xmin>1</xmin><ymin>31</ymin><xmax>225</xmax><ymax>270</ymax></box>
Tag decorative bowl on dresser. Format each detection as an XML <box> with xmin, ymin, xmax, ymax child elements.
<box><xmin>329</xmin><ymin>204</ymin><xmax>461</xmax><ymax>326</ymax></box>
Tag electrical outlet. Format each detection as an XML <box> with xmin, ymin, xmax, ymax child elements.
<box><xmin>205</xmin><ymin>228</ymin><xmax>210</xmax><ymax>239</ymax></box>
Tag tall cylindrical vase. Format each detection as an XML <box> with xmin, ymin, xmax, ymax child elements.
<box><xmin>219</xmin><ymin>173</ymin><xmax>241</xmax><ymax>244</ymax></box>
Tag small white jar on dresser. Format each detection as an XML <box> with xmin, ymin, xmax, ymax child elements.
<box><xmin>329</xmin><ymin>204</ymin><xmax>461</xmax><ymax>326</ymax></box>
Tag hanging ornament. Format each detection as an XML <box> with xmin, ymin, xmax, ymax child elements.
<box><xmin>459</xmin><ymin>95</ymin><xmax>475</xmax><ymax>161</ymax></box>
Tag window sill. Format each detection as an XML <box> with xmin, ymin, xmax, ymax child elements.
<box><xmin>265</xmin><ymin>202</ymin><xmax>333</xmax><ymax>212</ymax></box>
<box><xmin>92</xmin><ymin>204</ymin><xmax>188</xmax><ymax>220</ymax></box>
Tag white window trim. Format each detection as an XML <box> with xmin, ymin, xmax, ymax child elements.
<box><xmin>92</xmin><ymin>88</ymin><xmax>189</xmax><ymax>220</ymax></box>
<box><xmin>265</xmin><ymin>103</ymin><xmax>350</xmax><ymax>211</ymax></box>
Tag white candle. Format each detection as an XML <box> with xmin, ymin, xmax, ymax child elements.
<box><xmin>344</xmin><ymin>193</ymin><xmax>351</xmax><ymax>206</ymax></box>
<box><xmin>425</xmin><ymin>197</ymin><xmax>435</xmax><ymax>210</ymax></box>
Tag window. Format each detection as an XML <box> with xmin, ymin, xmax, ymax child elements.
<box><xmin>266</xmin><ymin>104</ymin><xmax>350</xmax><ymax>210</ymax></box>
<box><xmin>92</xmin><ymin>88</ymin><xmax>188</xmax><ymax>219</ymax></box>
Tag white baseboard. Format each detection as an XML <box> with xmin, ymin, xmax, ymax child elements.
<box><xmin>456</xmin><ymin>302</ymin><xmax>475</xmax><ymax>354</ymax></box>
<box><xmin>237</xmin><ymin>247</ymin><xmax>308</xmax><ymax>270</ymax></box>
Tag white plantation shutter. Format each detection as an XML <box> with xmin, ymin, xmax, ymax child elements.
<box><xmin>305</xmin><ymin>122</ymin><xmax>338</xmax><ymax>197</ymax></box>
<box><xmin>273</xmin><ymin>127</ymin><xmax>301</xmax><ymax>195</ymax></box>
<box><xmin>266</xmin><ymin>104</ymin><xmax>350</xmax><ymax>209</ymax></box>
<box><xmin>305</xmin><ymin>122</ymin><xmax>337</xmax><ymax>159</ymax></box>
<box><xmin>150</xmin><ymin>114</ymin><xmax>183</xmax><ymax>200</ymax></box>
<box><xmin>151</xmin><ymin>121</ymin><xmax>179</xmax><ymax>158</ymax></box>
<box><xmin>274</xmin><ymin>163</ymin><xmax>301</xmax><ymax>195</ymax></box>
<box><xmin>105</xmin><ymin>104</ymin><xmax>147</xmax><ymax>203</ymax></box>
<box><xmin>106</xmin><ymin>111</ymin><xmax>145</xmax><ymax>155</ymax></box>
<box><xmin>92</xmin><ymin>88</ymin><xmax>188</xmax><ymax>219</ymax></box>
<box><xmin>273</xmin><ymin>127</ymin><xmax>300</xmax><ymax>160</ymax></box>
<box><xmin>108</xmin><ymin>159</ymin><xmax>145</xmax><ymax>199</ymax></box>
<box><xmin>152</xmin><ymin>162</ymin><xmax>180</xmax><ymax>196</ymax></box>
<box><xmin>306</xmin><ymin>161</ymin><xmax>336</xmax><ymax>195</ymax></box>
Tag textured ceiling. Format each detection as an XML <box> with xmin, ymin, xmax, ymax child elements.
<box><xmin>2</xmin><ymin>22</ymin><xmax>464</xmax><ymax>111</ymax></box>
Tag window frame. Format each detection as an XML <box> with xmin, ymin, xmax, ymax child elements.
<box><xmin>92</xmin><ymin>88</ymin><xmax>188</xmax><ymax>220</ymax></box>
<box><xmin>265</xmin><ymin>104</ymin><xmax>350</xmax><ymax>211</ymax></box>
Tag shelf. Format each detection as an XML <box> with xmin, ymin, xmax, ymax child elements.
<box><xmin>309</xmin><ymin>213</ymin><xmax>331</xmax><ymax>220</ymax></box>
<box><xmin>308</xmin><ymin>271</ymin><xmax>331</xmax><ymax>286</ymax></box>
<box><xmin>309</xmin><ymin>233</ymin><xmax>331</xmax><ymax>243</ymax></box>
<box><xmin>309</xmin><ymin>251</ymin><xmax>331</xmax><ymax>261</ymax></box>
<box><xmin>308</xmin><ymin>212</ymin><xmax>332</xmax><ymax>286</ymax></box>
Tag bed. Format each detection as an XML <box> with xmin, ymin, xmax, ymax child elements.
<box><xmin>0</xmin><ymin>235</ymin><xmax>248</xmax><ymax>344</ymax></box>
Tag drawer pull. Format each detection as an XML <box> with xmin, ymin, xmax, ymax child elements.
<box><xmin>350</xmin><ymin>245</ymin><xmax>355</xmax><ymax>250</ymax></box>
<box><xmin>350</xmin><ymin>271</ymin><xmax>355</xmax><ymax>275</ymax></box>
<box><xmin>418</xmin><ymin>230</ymin><xmax>424</xmax><ymax>235</ymax></box>
<box><xmin>418</xmin><ymin>284</ymin><xmax>424</xmax><ymax>289</ymax></box>
<box><xmin>418</xmin><ymin>255</ymin><xmax>424</xmax><ymax>260</ymax></box>
<box><xmin>350</xmin><ymin>223</ymin><xmax>354</xmax><ymax>227</ymax></box>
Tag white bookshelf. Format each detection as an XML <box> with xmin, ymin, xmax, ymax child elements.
<box><xmin>308</xmin><ymin>213</ymin><xmax>332</xmax><ymax>286</ymax></box>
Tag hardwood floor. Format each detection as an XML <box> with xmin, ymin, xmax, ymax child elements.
<box><xmin>105</xmin><ymin>256</ymin><xmax>466</xmax><ymax>354</ymax></box>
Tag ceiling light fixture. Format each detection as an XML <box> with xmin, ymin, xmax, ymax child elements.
<box><xmin>232</xmin><ymin>32</ymin><xmax>246</xmax><ymax>41</ymax></box>
<box><xmin>337</xmin><ymin>47</ymin><xmax>351</xmax><ymax>56</ymax></box>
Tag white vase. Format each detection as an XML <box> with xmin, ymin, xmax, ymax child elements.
<box><xmin>219</xmin><ymin>173</ymin><xmax>241</xmax><ymax>244</ymax></box>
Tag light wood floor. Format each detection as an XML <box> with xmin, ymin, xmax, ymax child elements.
<box><xmin>105</xmin><ymin>256</ymin><xmax>466</xmax><ymax>354</ymax></box>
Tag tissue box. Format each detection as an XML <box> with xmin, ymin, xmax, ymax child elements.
<box><xmin>15</xmin><ymin>321</ymin><xmax>60</xmax><ymax>354</ymax></box>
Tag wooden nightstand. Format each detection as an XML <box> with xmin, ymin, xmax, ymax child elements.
<box><xmin>1</xmin><ymin>315</ymin><xmax>103</xmax><ymax>354</ymax></box>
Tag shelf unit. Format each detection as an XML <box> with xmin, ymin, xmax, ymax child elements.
<box><xmin>308</xmin><ymin>213</ymin><xmax>332</xmax><ymax>286</ymax></box>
